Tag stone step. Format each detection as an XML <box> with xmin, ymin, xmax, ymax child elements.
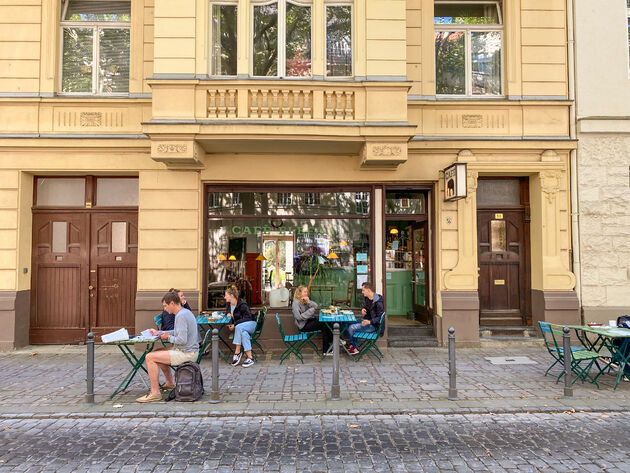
<box><xmin>388</xmin><ymin>325</ymin><xmax>434</xmax><ymax>337</ymax></box>
<box><xmin>387</xmin><ymin>336</ymin><xmax>439</xmax><ymax>348</ymax></box>
<box><xmin>479</xmin><ymin>325</ymin><xmax>539</xmax><ymax>338</ymax></box>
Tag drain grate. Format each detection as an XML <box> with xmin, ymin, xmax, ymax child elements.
<box><xmin>484</xmin><ymin>356</ymin><xmax>537</xmax><ymax>365</ymax></box>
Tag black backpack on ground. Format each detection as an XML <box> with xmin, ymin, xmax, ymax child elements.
<box><xmin>171</xmin><ymin>361</ymin><xmax>204</xmax><ymax>402</ymax></box>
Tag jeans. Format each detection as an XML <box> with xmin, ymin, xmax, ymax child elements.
<box><xmin>347</xmin><ymin>322</ymin><xmax>377</xmax><ymax>348</ymax></box>
<box><xmin>233</xmin><ymin>321</ymin><xmax>257</xmax><ymax>352</ymax></box>
<box><xmin>300</xmin><ymin>319</ymin><xmax>333</xmax><ymax>352</ymax></box>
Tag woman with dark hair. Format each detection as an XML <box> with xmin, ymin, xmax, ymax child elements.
<box><xmin>225</xmin><ymin>285</ymin><xmax>256</xmax><ymax>367</ymax></box>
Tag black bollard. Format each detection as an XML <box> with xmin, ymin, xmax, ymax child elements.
<box><xmin>86</xmin><ymin>332</ymin><xmax>95</xmax><ymax>405</ymax></box>
<box><xmin>563</xmin><ymin>326</ymin><xmax>573</xmax><ymax>398</ymax></box>
<box><xmin>331</xmin><ymin>323</ymin><xmax>341</xmax><ymax>400</ymax></box>
<box><xmin>448</xmin><ymin>327</ymin><xmax>458</xmax><ymax>401</ymax></box>
<box><xmin>209</xmin><ymin>328</ymin><xmax>220</xmax><ymax>403</ymax></box>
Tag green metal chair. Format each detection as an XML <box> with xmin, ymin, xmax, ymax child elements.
<box><xmin>538</xmin><ymin>321</ymin><xmax>585</xmax><ymax>376</ymax></box>
<box><xmin>154</xmin><ymin>313</ymin><xmax>170</xmax><ymax>348</ymax></box>
<box><xmin>250</xmin><ymin>306</ymin><xmax>267</xmax><ymax>361</ymax></box>
<box><xmin>354</xmin><ymin>312</ymin><xmax>386</xmax><ymax>362</ymax></box>
<box><xmin>276</xmin><ymin>313</ymin><xmax>320</xmax><ymax>364</ymax></box>
<box><xmin>546</xmin><ymin>322</ymin><xmax>601</xmax><ymax>387</ymax></box>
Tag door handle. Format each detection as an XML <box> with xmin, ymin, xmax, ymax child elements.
<box><xmin>88</xmin><ymin>285</ymin><xmax>94</xmax><ymax>290</ymax></box>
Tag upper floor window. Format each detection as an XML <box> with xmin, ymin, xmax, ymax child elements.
<box><xmin>60</xmin><ymin>0</ymin><xmax>130</xmax><ymax>95</ymax></box>
<box><xmin>209</xmin><ymin>0</ymin><xmax>352</xmax><ymax>78</ymax></box>
<box><xmin>434</xmin><ymin>1</ymin><xmax>502</xmax><ymax>96</ymax></box>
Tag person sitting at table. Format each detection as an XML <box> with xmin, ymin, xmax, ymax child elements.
<box><xmin>292</xmin><ymin>285</ymin><xmax>332</xmax><ymax>354</ymax></box>
<box><xmin>345</xmin><ymin>282</ymin><xmax>385</xmax><ymax>356</ymax></box>
<box><xmin>225</xmin><ymin>285</ymin><xmax>256</xmax><ymax>368</ymax></box>
<box><xmin>160</xmin><ymin>288</ymin><xmax>191</xmax><ymax>331</ymax></box>
<box><xmin>136</xmin><ymin>291</ymin><xmax>200</xmax><ymax>403</ymax></box>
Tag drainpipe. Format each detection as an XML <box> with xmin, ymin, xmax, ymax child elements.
<box><xmin>567</xmin><ymin>0</ymin><xmax>582</xmax><ymax>318</ymax></box>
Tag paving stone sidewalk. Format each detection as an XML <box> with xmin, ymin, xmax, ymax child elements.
<box><xmin>1</xmin><ymin>345</ymin><xmax>628</xmax><ymax>417</ymax></box>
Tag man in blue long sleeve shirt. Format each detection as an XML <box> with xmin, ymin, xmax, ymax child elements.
<box><xmin>136</xmin><ymin>291</ymin><xmax>199</xmax><ymax>403</ymax></box>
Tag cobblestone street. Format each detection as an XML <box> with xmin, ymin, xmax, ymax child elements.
<box><xmin>1</xmin><ymin>411</ymin><xmax>629</xmax><ymax>472</ymax></box>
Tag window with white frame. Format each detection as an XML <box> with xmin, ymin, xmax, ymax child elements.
<box><xmin>60</xmin><ymin>0</ymin><xmax>130</xmax><ymax>94</ymax></box>
<box><xmin>210</xmin><ymin>1</ymin><xmax>238</xmax><ymax>76</ymax></box>
<box><xmin>252</xmin><ymin>0</ymin><xmax>312</xmax><ymax>77</ymax></box>
<box><xmin>277</xmin><ymin>192</ymin><xmax>293</xmax><ymax>206</ymax></box>
<box><xmin>326</xmin><ymin>1</ymin><xmax>352</xmax><ymax>77</ymax></box>
<box><xmin>434</xmin><ymin>1</ymin><xmax>502</xmax><ymax>96</ymax></box>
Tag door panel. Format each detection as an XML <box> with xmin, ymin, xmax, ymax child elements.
<box><xmin>30</xmin><ymin>213</ymin><xmax>89</xmax><ymax>344</ymax></box>
<box><xmin>477</xmin><ymin>210</ymin><xmax>526</xmax><ymax>325</ymax></box>
<box><xmin>412</xmin><ymin>222</ymin><xmax>429</xmax><ymax>323</ymax></box>
<box><xmin>89</xmin><ymin>212</ymin><xmax>138</xmax><ymax>338</ymax></box>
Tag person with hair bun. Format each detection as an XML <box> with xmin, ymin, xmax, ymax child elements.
<box><xmin>225</xmin><ymin>285</ymin><xmax>256</xmax><ymax>367</ymax></box>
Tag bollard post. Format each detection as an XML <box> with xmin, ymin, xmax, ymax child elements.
<box><xmin>85</xmin><ymin>332</ymin><xmax>95</xmax><ymax>405</ymax></box>
<box><xmin>448</xmin><ymin>327</ymin><xmax>458</xmax><ymax>401</ymax></box>
<box><xmin>209</xmin><ymin>328</ymin><xmax>220</xmax><ymax>403</ymax></box>
<box><xmin>330</xmin><ymin>323</ymin><xmax>341</xmax><ymax>400</ymax></box>
<box><xmin>563</xmin><ymin>326</ymin><xmax>573</xmax><ymax>398</ymax></box>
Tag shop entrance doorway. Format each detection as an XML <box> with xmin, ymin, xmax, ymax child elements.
<box><xmin>476</xmin><ymin>178</ymin><xmax>531</xmax><ymax>326</ymax></box>
<box><xmin>263</xmin><ymin>235</ymin><xmax>294</xmax><ymax>290</ymax></box>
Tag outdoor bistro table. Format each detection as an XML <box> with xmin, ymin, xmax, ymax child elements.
<box><xmin>196</xmin><ymin>313</ymin><xmax>232</xmax><ymax>363</ymax></box>
<box><xmin>107</xmin><ymin>338</ymin><xmax>157</xmax><ymax>400</ymax></box>
<box><xmin>568</xmin><ymin>324</ymin><xmax>630</xmax><ymax>391</ymax></box>
<box><xmin>319</xmin><ymin>309</ymin><xmax>359</xmax><ymax>357</ymax></box>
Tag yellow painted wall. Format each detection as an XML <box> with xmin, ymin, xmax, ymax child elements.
<box><xmin>0</xmin><ymin>170</ymin><xmax>20</xmax><ymax>290</ymax></box>
<box><xmin>0</xmin><ymin>1</ymin><xmax>42</xmax><ymax>93</ymax></box>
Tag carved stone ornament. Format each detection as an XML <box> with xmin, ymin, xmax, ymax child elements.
<box><xmin>371</xmin><ymin>145</ymin><xmax>402</xmax><ymax>157</ymax></box>
<box><xmin>465</xmin><ymin>170</ymin><xmax>478</xmax><ymax>202</ymax></box>
<box><xmin>462</xmin><ymin>114</ymin><xmax>483</xmax><ymax>128</ymax></box>
<box><xmin>540</xmin><ymin>170</ymin><xmax>561</xmax><ymax>202</ymax></box>
<box><xmin>80</xmin><ymin>112</ymin><xmax>103</xmax><ymax>127</ymax></box>
<box><xmin>157</xmin><ymin>144</ymin><xmax>188</xmax><ymax>154</ymax></box>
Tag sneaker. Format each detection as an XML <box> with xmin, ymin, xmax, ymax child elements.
<box><xmin>347</xmin><ymin>346</ymin><xmax>359</xmax><ymax>356</ymax></box>
<box><xmin>324</xmin><ymin>351</ymin><xmax>333</xmax><ymax>357</ymax></box>
<box><xmin>339</xmin><ymin>339</ymin><xmax>347</xmax><ymax>346</ymax></box>
<box><xmin>242</xmin><ymin>357</ymin><xmax>255</xmax><ymax>368</ymax></box>
<box><xmin>232</xmin><ymin>352</ymin><xmax>242</xmax><ymax>366</ymax></box>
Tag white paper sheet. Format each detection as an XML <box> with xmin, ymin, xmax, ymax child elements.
<box><xmin>101</xmin><ymin>328</ymin><xmax>129</xmax><ymax>343</ymax></box>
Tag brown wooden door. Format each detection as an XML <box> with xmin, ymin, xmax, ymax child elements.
<box><xmin>30</xmin><ymin>211</ymin><xmax>138</xmax><ymax>343</ymax></box>
<box><xmin>411</xmin><ymin>222</ymin><xmax>429</xmax><ymax>323</ymax></box>
<box><xmin>477</xmin><ymin>210</ymin><xmax>527</xmax><ymax>325</ymax></box>
<box><xmin>30</xmin><ymin>212</ymin><xmax>89</xmax><ymax>344</ymax></box>
<box><xmin>89</xmin><ymin>212</ymin><xmax>138</xmax><ymax>339</ymax></box>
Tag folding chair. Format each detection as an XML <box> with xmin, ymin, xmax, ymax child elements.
<box><xmin>154</xmin><ymin>313</ymin><xmax>170</xmax><ymax>348</ymax></box>
<box><xmin>276</xmin><ymin>313</ymin><xmax>320</xmax><ymax>364</ymax></box>
<box><xmin>538</xmin><ymin>321</ymin><xmax>585</xmax><ymax>376</ymax></box>
<box><xmin>547</xmin><ymin>323</ymin><xmax>601</xmax><ymax>387</ymax></box>
<box><xmin>355</xmin><ymin>312</ymin><xmax>386</xmax><ymax>362</ymax></box>
<box><xmin>250</xmin><ymin>306</ymin><xmax>267</xmax><ymax>361</ymax></box>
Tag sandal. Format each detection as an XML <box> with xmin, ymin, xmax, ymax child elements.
<box><xmin>136</xmin><ymin>392</ymin><xmax>162</xmax><ymax>403</ymax></box>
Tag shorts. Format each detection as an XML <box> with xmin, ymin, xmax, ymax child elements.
<box><xmin>168</xmin><ymin>349</ymin><xmax>198</xmax><ymax>366</ymax></box>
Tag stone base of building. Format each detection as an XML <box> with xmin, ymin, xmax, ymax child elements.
<box><xmin>439</xmin><ymin>291</ymin><xmax>480</xmax><ymax>347</ymax></box>
<box><xmin>0</xmin><ymin>290</ymin><xmax>30</xmax><ymax>351</ymax></box>
<box><xmin>582</xmin><ymin>306</ymin><xmax>630</xmax><ymax>326</ymax></box>
<box><xmin>532</xmin><ymin>290</ymin><xmax>580</xmax><ymax>328</ymax></box>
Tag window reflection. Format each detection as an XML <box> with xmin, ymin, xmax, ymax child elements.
<box><xmin>490</xmin><ymin>220</ymin><xmax>506</xmax><ymax>252</ymax></box>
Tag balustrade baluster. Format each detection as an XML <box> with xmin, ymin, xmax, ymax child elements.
<box><xmin>303</xmin><ymin>91</ymin><xmax>312</xmax><ymax>119</ymax></box>
<box><xmin>208</xmin><ymin>90</ymin><xmax>217</xmax><ymax>118</ymax></box>
<box><xmin>227</xmin><ymin>89</ymin><xmax>237</xmax><ymax>118</ymax></box>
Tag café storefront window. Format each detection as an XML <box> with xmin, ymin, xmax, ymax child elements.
<box><xmin>206</xmin><ymin>188</ymin><xmax>372</xmax><ymax>309</ymax></box>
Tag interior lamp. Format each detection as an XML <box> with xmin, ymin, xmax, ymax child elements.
<box><xmin>228</xmin><ymin>255</ymin><xmax>236</xmax><ymax>261</ymax></box>
<box><xmin>389</xmin><ymin>228</ymin><xmax>399</xmax><ymax>235</ymax></box>
<box><xmin>327</xmin><ymin>251</ymin><xmax>339</xmax><ymax>259</ymax></box>
<box><xmin>217</xmin><ymin>254</ymin><xmax>227</xmax><ymax>261</ymax></box>
<box><xmin>340</xmin><ymin>240</ymin><xmax>348</xmax><ymax>246</ymax></box>
<box><xmin>255</xmin><ymin>253</ymin><xmax>267</xmax><ymax>261</ymax></box>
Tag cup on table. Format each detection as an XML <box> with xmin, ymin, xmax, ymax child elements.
<box><xmin>609</xmin><ymin>320</ymin><xmax>617</xmax><ymax>327</ymax></box>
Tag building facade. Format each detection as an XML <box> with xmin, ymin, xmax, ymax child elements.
<box><xmin>0</xmin><ymin>0</ymin><xmax>578</xmax><ymax>350</ymax></box>
<box><xmin>574</xmin><ymin>0</ymin><xmax>630</xmax><ymax>324</ymax></box>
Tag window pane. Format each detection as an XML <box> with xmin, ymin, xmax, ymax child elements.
<box><xmin>477</xmin><ymin>179</ymin><xmax>520</xmax><ymax>206</ymax></box>
<box><xmin>52</xmin><ymin>222</ymin><xmax>68</xmax><ymax>253</ymax></box>
<box><xmin>36</xmin><ymin>178</ymin><xmax>86</xmax><ymax>207</ymax></box>
<box><xmin>207</xmin><ymin>191</ymin><xmax>371</xmax><ymax>216</ymax></box>
<box><xmin>62</xmin><ymin>27</ymin><xmax>94</xmax><ymax>93</ymax></box>
<box><xmin>208</xmin><ymin>217</ymin><xmax>370</xmax><ymax>308</ymax></box>
<box><xmin>111</xmin><ymin>222</ymin><xmax>127</xmax><ymax>253</ymax></box>
<box><xmin>435</xmin><ymin>3</ymin><xmax>500</xmax><ymax>25</ymax></box>
<box><xmin>435</xmin><ymin>31</ymin><xmax>465</xmax><ymax>94</ymax></box>
<box><xmin>385</xmin><ymin>191</ymin><xmax>426</xmax><ymax>215</ymax></box>
<box><xmin>96</xmin><ymin>178</ymin><xmax>138</xmax><ymax>206</ymax></box>
<box><xmin>326</xmin><ymin>5</ymin><xmax>352</xmax><ymax>77</ymax></box>
<box><xmin>211</xmin><ymin>4</ymin><xmax>238</xmax><ymax>76</ymax></box>
<box><xmin>471</xmin><ymin>31</ymin><xmax>501</xmax><ymax>95</ymax></box>
<box><xmin>253</xmin><ymin>3</ymin><xmax>278</xmax><ymax>76</ymax></box>
<box><xmin>65</xmin><ymin>0</ymin><xmax>131</xmax><ymax>22</ymax></box>
<box><xmin>490</xmin><ymin>220</ymin><xmax>506</xmax><ymax>252</ymax></box>
<box><xmin>99</xmin><ymin>28</ymin><xmax>130</xmax><ymax>94</ymax></box>
<box><xmin>286</xmin><ymin>3</ymin><xmax>311</xmax><ymax>77</ymax></box>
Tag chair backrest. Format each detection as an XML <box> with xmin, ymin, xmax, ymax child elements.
<box><xmin>538</xmin><ymin>321</ymin><xmax>556</xmax><ymax>351</ymax></box>
<box><xmin>275</xmin><ymin>313</ymin><xmax>285</xmax><ymax>338</ymax></box>
<box><xmin>346</xmin><ymin>280</ymin><xmax>354</xmax><ymax>300</ymax></box>
<box><xmin>548</xmin><ymin>323</ymin><xmax>566</xmax><ymax>352</ymax></box>
<box><xmin>154</xmin><ymin>313</ymin><xmax>163</xmax><ymax>330</ymax></box>
<box><xmin>377</xmin><ymin>312</ymin><xmax>386</xmax><ymax>337</ymax></box>
<box><xmin>254</xmin><ymin>308</ymin><xmax>267</xmax><ymax>335</ymax></box>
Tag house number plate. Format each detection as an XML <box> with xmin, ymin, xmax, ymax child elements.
<box><xmin>494</xmin><ymin>279</ymin><xmax>505</xmax><ymax>285</ymax></box>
